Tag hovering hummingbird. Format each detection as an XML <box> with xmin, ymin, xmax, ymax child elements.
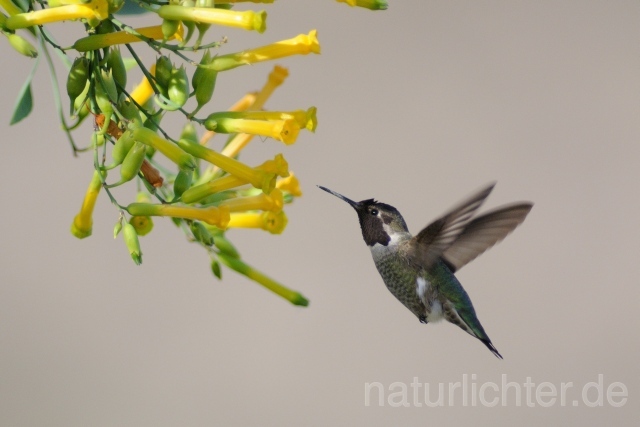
<box><xmin>318</xmin><ymin>183</ymin><xmax>532</xmax><ymax>359</ymax></box>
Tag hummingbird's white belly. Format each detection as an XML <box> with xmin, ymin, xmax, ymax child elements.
<box><xmin>416</xmin><ymin>277</ymin><xmax>444</xmax><ymax>322</ymax></box>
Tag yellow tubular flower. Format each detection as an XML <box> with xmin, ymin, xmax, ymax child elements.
<box><xmin>257</xmin><ymin>154</ymin><xmax>289</xmax><ymax>178</ymax></box>
<box><xmin>182</xmin><ymin>156</ymin><xmax>287</xmax><ymax>204</ymax></box>
<box><xmin>228</xmin><ymin>93</ymin><xmax>258</xmax><ymax>113</ymax></box>
<box><xmin>157</xmin><ymin>6</ymin><xmax>266</xmax><ymax>33</ymax></box>
<box><xmin>6</xmin><ymin>0</ymin><xmax>109</xmax><ymax>30</ymax></box>
<box><xmin>276</xmin><ymin>172</ymin><xmax>302</xmax><ymax>197</ymax></box>
<box><xmin>181</xmin><ymin>174</ymin><xmax>245</xmax><ymax>204</ymax></box>
<box><xmin>205</xmin><ymin>116</ymin><xmax>300</xmax><ymax>145</ymax></box>
<box><xmin>251</xmin><ymin>65</ymin><xmax>289</xmax><ymax>110</ymax></box>
<box><xmin>177</xmin><ymin>141</ymin><xmax>276</xmax><ymax>194</ymax></box>
<box><xmin>129</xmin><ymin>64</ymin><xmax>156</xmax><ymax>107</ymax></box>
<box><xmin>208</xmin><ymin>30</ymin><xmax>320</xmax><ymax>72</ymax></box>
<box><xmin>126</xmin><ymin>203</ymin><xmax>230</xmax><ymax>229</ymax></box>
<box><xmin>219</xmin><ymin>189</ymin><xmax>284</xmax><ymax>213</ymax></box>
<box><xmin>73</xmin><ymin>24</ymin><xmax>184</xmax><ymax>52</ymax></box>
<box><xmin>207</xmin><ymin>108</ymin><xmax>316</xmax><ymax>133</ymax></box>
<box><xmin>70</xmin><ymin>170</ymin><xmax>103</xmax><ymax>239</ymax></box>
<box><xmin>226</xmin><ymin>211</ymin><xmax>287</xmax><ymax>234</ymax></box>
<box><xmin>199</xmin><ymin>93</ymin><xmax>257</xmax><ymax>146</ymax></box>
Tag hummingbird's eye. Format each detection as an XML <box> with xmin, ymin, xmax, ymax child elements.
<box><xmin>370</xmin><ymin>208</ymin><xmax>378</xmax><ymax>216</ymax></box>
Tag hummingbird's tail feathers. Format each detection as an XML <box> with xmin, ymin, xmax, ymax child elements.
<box><xmin>441</xmin><ymin>202</ymin><xmax>533</xmax><ymax>272</ymax></box>
<box><xmin>443</xmin><ymin>300</ymin><xmax>503</xmax><ymax>359</ymax></box>
<box><xmin>409</xmin><ymin>183</ymin><xmax>496</xmax><ymax>269</ymax></box>
<box><xmin>481</xmin><ymin>339</ymin><xmax>503</xmax><ymax>359</ymax></box>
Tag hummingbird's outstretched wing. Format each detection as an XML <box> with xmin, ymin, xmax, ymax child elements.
<box><xmin>441</xmin><ymin>203</ymin><xmax>533</xmax><ymax>272</ymax></box>
<box><xmin>407</xmin><ymin>183</ymin><xmax>496</xmax><ymax>269</ymax></box>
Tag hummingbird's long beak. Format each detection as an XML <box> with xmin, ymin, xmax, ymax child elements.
<box><xmin>317</xmin><ymin>185</ymin><xmax>360</xmax><ymax>209</ymax></box>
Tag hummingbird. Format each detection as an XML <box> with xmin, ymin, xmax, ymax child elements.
<box><xmin>318</xmin><ymin>183</ymin><xmax>532</xmax><ymax>359</ymax></box>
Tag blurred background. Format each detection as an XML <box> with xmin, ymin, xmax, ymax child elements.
<box><xmin>1</xmin><ymin>1</ymin><xmax>638</xmax><ymax>425</ymax></box>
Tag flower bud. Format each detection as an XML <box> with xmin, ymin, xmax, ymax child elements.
<box><xmin>161</xmin><ymin>18</ymin><xmax>180</xmax><ymax>41</ymax></box>
<box><xmin>7</xmin><ymin>33</ymin><xmax>38</xmax><ymax>58</ymax></box>
<box><xmin>66</xmin><ymin>57</ymin><xmax>90</xmax><ymax>115</ymax></box>
<box><xmin>173</xmin><ymin>168</ymin><xmax>193</xmax><ymax>199</ymax></box>
<box><xmin>107</xmin><ymin>130</ymin><xmax>135</xmax><ymax>169</ymax></box>
<box><xmin>108</xmin><ymin>141</ymin><xmax>145</xmax><ymax>186</ymax></box>
<box><xmin>113</xmin><ymin>219</ymin><xmax>123</xmax><ymax>239</ymax></box>
<box><xmin>191</xmin><ymin>50</ymin><xmax>217</xmax><ymax>115</ymax></box>
<box><xmin>122</xmin><ymin>222</ymin><xmax>142</xmax><ymax>265</ymax></box>
<box><xmin>190</xmin><ymin>221</ymin><xmax>214</xmax><ymax>246</ymax></box>
<box><xmin>167</xmin><ymin>65</ymin><xmax>189</xmax><ymax>109</ymax></box>
<box><xmin>106</xmin><ymin>47</ymin><xmax>127</xmax><ymax>90</ymax></box>
<box><xmin>155</xmin><ymin>55</ymin><xmax>173</xmax><ymax>94</ymax></box>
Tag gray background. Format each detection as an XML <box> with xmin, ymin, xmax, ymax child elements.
<box><xmin>1</xmin><ymin>0</ymin><xmax>638</xmax><ymax>425</ymax></box>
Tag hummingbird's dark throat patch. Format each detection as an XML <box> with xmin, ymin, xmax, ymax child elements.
<box><xmin>356</xmin><ymin>200</ymin><xmax>392</xmax><ymax>247</ymax></box>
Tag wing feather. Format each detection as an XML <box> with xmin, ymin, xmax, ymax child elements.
<box><xmin>442</xmin><ymin>203</ymin><xmax>533</xmax><ymax>272</ymax></box>
<box><xmin>408</xmin><ymin>183</ymin><xmax>496</xmax><ymax>268</ymax></box>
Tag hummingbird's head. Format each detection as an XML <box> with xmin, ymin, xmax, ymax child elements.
<box><xmin>318</xmin><ymin>186</ymin><xmax>409</xmax><ymax>247</ymax></box>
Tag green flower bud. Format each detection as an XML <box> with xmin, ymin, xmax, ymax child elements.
<box><xmin>116</xmin><ymin>94</ymin><xmax>141</xmax><ymax>123</ymax></box>
<box><xmin>122</xmin><ymin>222</ymin><xmax>142</xmax><ymax>265</ymax></box>
<box><xmin>191</xmin><ymin>50</ymin><xmax>217</xmax><ymax>116</ymax></box>
<box><xmin>66</xmin><ymin>57</ymin><xmax>90</xmax><ymax>115</ymax></box>
<box><xmin>95</xmin><ymin>19</ymin><xmax>115</xmax><ymax>35</ymax></box>
<box><xmin>106</xmin><ymin>47</ymin><xmax>127</xmax><ymax>90</ymax></box>
<box><xmin>108</xmin><ymin>130</ymin><xmax>135</xmax><ymax>169</ymax></box>
<box><xmin>161</xmin><ymin>18</ymin><xmax>180</xmax><ymax>41</ymax></box>
<box><xmin>173</xmin><ymin>168</ymin><xmax>193</xmax><ymax>199</ymax></box>
<box><xmin>190</xmin><ymin>221</ymin><xmax>214</xmax><ymax>246</ymax></box>
<box><xmin>167</xmin><ymin>65</ymin><xmax>189</xmax><ymax>109</ymax></box>
<box><xmin>72</xmin><ymin>79</ymin><xmax>90</xmax><ymax>119</ymax></box>
<box><xmin>100</xmin><ymin>69</ymin><xmax>118</xmax><ymax>103</ymax></box>
<box><xmin>108</xmin><ymin>141</ymin><xmax>145</xmax><ymax>186</ymax></box>
<box><xmin>95</xmin><ymin>70</ymin><xmax>117</xmax><ymax>133</ymax></box>
<box><xmin>155</xmin><ymin>55</ymin><xmax>173</xmax><ymax>94</ymax></box>
<box><xmin>7</xmin><ymin>33</ymin><xmax>38</xmax><ymax>58</ymax></box>
<box><xmin>113</xmin><ymin>219</ymin><xmax>123</xmax><ymax>239</ymax></box>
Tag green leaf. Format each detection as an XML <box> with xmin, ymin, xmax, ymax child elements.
<box><xmin>10</xmin><ymin>77</ymin><xmax>34</xmax><ymax>125</ymax></box>
<box><xmin>10</xmin><ymin>55</ymin><xmax>39</xmax><ymax>125</ymax></box>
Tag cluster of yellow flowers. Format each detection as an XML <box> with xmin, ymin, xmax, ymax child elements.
<box><xmin>1</xmin><ymin>0</ymin><xmax>386</xmax><ymax>306</ymax></box>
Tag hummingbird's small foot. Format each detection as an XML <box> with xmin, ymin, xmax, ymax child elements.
<box><xmin>419</xmin><ymin>315</ymin><xmax>428</xmax><ymax>324</ymax></box>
